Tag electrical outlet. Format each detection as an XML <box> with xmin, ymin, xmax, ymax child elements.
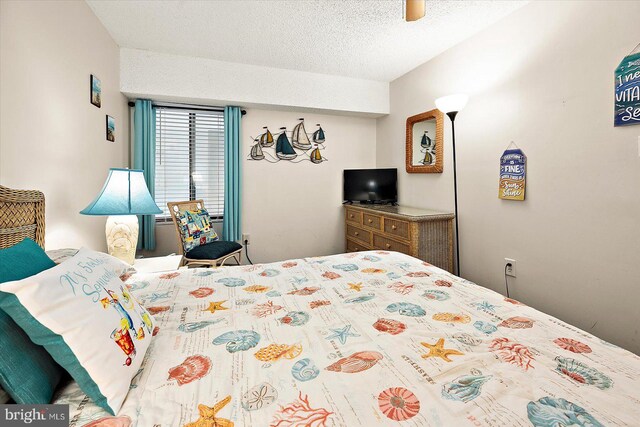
<box><xmin>505</xmin><ymin>258</ymin><xmax>516</xmax><ymax>277</ymax></box>
<box><xmin>242</xmin><ymin>233</ymin><xmax>250</xmax><ymax>245</ymax></box>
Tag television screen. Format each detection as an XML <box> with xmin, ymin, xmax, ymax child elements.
<box><xmin>343</xmin><ymin>168</ymin><xmax>397</xmax><ymax>204</ymax></box>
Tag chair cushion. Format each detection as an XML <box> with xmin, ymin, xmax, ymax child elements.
<box><xmin>186</xmin><ymin>241</ymin><xmax>242</xmax><ymax>260</ymax></box>
<box><xmin>175</xmin><ymin>208</ymin><xmax>219</xmax><ymax>252</ymax></box>
<box><xmin>0</xmin><ymin>238</ymin><xmax>64</xmax><ymax>404</ymax></box>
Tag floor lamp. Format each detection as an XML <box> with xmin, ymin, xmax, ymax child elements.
<box><xmin>435</xmin><ymin>94</ymin><xmax>468</xmax><ymax>277</ymax></box>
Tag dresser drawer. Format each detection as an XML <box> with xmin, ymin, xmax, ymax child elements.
<box><xmin>363</xmin><ymin>213</ymin><xmax>382</xmax><ymax>230</ymax></box>
<box><xmin>346</xmin><ymin>208</ymin><xmax>362</xmax><ymax>225</ymax></box>
<box><xmin>373</xmin><ymin>234</ymin><xmax>410</xmax><ymax>254</ymax></box>
<box><xmin>384</xmin><ymin>218</ymin><xmax>410</xmax><ymax>240</ymax></box>
<box><xmin>346</xmin><ymin>224</ymin><xmax>371</xmax><ymax>245</ymax></box>
<box><xmin>346</xmin><ymin>238</ymin><xmax>369</xmax><ymax>253</ymax></box>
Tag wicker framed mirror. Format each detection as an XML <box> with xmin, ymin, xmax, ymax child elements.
<box><xmin>405</xmin><ymin>109</ymin><xmax>444</xmax><ymax>173</ymax></box>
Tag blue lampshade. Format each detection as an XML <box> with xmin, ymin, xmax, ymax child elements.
<box><xmin>80</xmin><ymin>168</ymin><xmax>162</xmax><ymax>216</ymax></box>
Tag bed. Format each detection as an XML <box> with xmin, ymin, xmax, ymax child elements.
<box><xmin>1</xmin><ymin>186</ymin><xmax>639</xmax><ymax>426</ymax></box>
<box><xmin>50</xmin><ymin>251</ymin><xmax>640</xmax><ymax>427</ymax></box>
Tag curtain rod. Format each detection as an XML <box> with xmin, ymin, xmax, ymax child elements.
<box><xmin>127</xmin><ymin>101</ymin><xmax>246</xmax><ymax>116</ymax></box>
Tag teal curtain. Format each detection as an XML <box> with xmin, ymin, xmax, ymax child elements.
<box><xmin>133</xmin><ymin>99</ymin><xmax>157</xmax><ymax>250</ymax></box>
<box><xmin>223</xmin><ymin>106</ymin><xmax>242</xmax><ymax>241</ymax></box>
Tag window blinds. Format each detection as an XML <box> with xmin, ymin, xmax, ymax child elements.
<box><xmin>154</xmin><ymin>107</ymin><xmax>225</xmax><ymax>221</ymax></box>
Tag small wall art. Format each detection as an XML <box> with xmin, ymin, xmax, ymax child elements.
<box><xmin>405</xmin><ymin>109</ymin><xmax>444</xmax><ymax>173</ymax></box>
<box><xmin>248</xmin><ymin>118</ymin><xmax>326</xmax><ymax>164</ymax></box>
<box><xmin>106</xmin><ymin>115</ymin><xmax>115</xmax><ymax>142</ymax></box>
<box><xmin>498</xmin><ymin>142</ymin><xmax>526</xmax><ymax>201</ymax></box>
<box><xmin>615</xmin><ymin>43</ymin><xmax>640</xmax><ymax>127</ymax></box>
<box><xmin>90</xmin><ymin>74</ymin><xmax>101</xmax><ymax>108</ymax></box>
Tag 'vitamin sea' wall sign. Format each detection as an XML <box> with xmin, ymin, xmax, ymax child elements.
<box><xmin>499</xmin><ymin>142</ymin><xmax>526</xmax><ymax>201</ymax></box>
<box><xmin>615</xmin><ymin>44</ymin><xmax>640</xmax><ymax>127</ymax></box>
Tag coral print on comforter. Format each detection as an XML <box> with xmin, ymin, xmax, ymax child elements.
<box><xmin>55</xmin><ymin>251</ymin><xmax>640</xmax><ymax>426</ymax></box>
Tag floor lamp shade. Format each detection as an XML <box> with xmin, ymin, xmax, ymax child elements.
<box><xmin>435</xmin><ymin>94</ymin><xmax>468</xmax><ymax>114</ymax></box>
<box><xmin>81</xmin><ymin>168</ymin><xmax>161</xmax><ymax>264</ymax></box>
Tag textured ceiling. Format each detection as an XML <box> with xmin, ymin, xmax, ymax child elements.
<box><xmin>87</xmin><ymin>0</ymin><xmax>528</xmax><ymax>82</ymax></box>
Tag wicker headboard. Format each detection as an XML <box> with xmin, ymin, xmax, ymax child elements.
<box><xmin>0</xmin><ymin>185</ymin><xmax>45</xmax><ymax>249</ymax></box>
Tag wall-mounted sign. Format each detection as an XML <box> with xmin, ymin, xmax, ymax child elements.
<box><xmin>499</xmin><ymin>144</ymin><xmax>526</xmax><ymax>201</ymax></box>
<box><xmin>615</xmin><ymin>45</ymin><xmax>640</xmax><ymax>127</ymax></box>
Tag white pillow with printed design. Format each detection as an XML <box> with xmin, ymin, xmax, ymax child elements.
<box><xmin>0</xmin><ymin>247</ymin><xmax>154</xmax><ymax>414</ymax></box>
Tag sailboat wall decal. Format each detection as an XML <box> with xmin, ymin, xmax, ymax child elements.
<box><xmin>247</xmin><ymin>120</ymin><xmax>328</xmax><ymax>165</ymax></box>
<box><xmin>259</xmin><ymin>127</ymin><xmax>274</xmax><ymax>147</ymax></box>
<box><xmin>250</xmin><ymin>140</ymin><xmax>265</xmax><ymax>160</ymax></box>
<box><xmin>310</xmin><ymin>144</ymin><xmax>323</xmax><ymax>164</ymax></box>
<box><xmin>275</xmin><ymin>127</ymin><xmax>297</xmax><ymax>160</ymax></box>
<box><xmin>291</xmin><ymin>118</ymin><xmax>312</xmax><ymax>150</ymax></box>
<box><xmin>313</xmin><ymin>124</ymin><xmax>325</xmax><ymax>144</ymax></box>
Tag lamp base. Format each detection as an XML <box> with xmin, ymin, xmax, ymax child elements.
<box><xmin>105</xmin><ymin>215</ymin><xmax>138</xmax><ymax>265</ymax></box>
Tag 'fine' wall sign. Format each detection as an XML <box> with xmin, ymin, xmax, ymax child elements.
<box><xmin>615</xmin><ymin>45</ymin><xmax>640</xmax><ymax>127</ymax></box>
<box><xmin>499</xmin><ymin>145</ymin><xmax>526</xmax><ymax>201</ymax></box>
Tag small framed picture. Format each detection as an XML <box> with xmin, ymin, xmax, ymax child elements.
<box><xmin>90</xmin><ymin>74</ymin><xmax>101</xmax><ymax>108</ymax></box>
<box><xmin>106</xmin><ymin>115</ymin><xmax>115</xmax><ymax>142</ymax></box>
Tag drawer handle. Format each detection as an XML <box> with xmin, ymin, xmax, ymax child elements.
<box><xmin>367</xmin><ymin>219</ymin><xmax>373</xmax><ymax>223</ymax></box>
<box><xmin>385</xmin><ymin>243</ymin><xmax>391</xmax><ymax>249</ymax></box>
<box><xmin>349</xmin><ymin>214</ymin><xmax>354</xmax><ymax>218</ymax></box>
<box><xmin>391</xmin><ymin>225</ymin><xmax>397</xmax><ymax>230</ymax></box>
<box><xmin>354</xmin><ymin>247</ymin><xmax>359</xmax><ymax>251</ymax></box>
<box><xmin>354</xmin><ymin>231</ymin><xmax>359</xmax><ymax>236</ymax></box>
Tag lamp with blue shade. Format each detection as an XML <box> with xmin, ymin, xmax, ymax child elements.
<box><xmin>81</xmin><ymin>168</ymin><xmax>161</xmax><ymax>264</ymax></box>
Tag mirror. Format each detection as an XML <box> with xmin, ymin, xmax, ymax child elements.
<box><xmin>405</xmin><ymin>109</ymin><xmax>444</xmax><ymax>173</ymax></box>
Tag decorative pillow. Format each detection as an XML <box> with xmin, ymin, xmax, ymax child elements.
<box><xmin>0</xmin><ymin>238</ymin><xmax>64</xmax><ymax>404</ymax></box>
<box><xmin>0</xmin><ymin>247</ymin><xmax>155</xmax><ymax>414</ymax></box>
<box><xmin>176</xmin><ymin>208</ymin><xmax>219</xmax><ymax>252</ymax></box>
<box><xmin>46</xmin><ymin>248</ymin><xmax>136</xmax><ymax>281</ymax></box>
<box><xmin>0</xmin><ymin>238</ymin><xmax>56</xmax><ymax>283</ymax></box>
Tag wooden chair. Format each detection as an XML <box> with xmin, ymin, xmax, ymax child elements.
<box><xmin>0</xmin><ymin>185</ymin><xmax>45</xmax><ymax>249</ymax></box>
<box><xmin>168</xmin><ymin>200</ymin><xmax>242</xmax><ymax>268</ymax></box>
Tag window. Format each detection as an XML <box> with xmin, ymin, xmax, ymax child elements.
<box><xmin>154</xmin><ymin>106</ymin><xmax>225</xmax><ymax>222</ymax></box>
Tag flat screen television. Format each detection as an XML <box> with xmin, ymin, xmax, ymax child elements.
<box><xmin>343</xmin><ymin>168</ymin><xmax>397</xmax><ymax>204</ymax></box>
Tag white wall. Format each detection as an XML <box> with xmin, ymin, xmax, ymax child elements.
<box><xmin>144</xmin><ymin>107</ymin><xmax>377</xmax><ymax>263</ymax></box>
<box><xmin>0</xmin><ymin>0</ymin><xmax>129</xmax><ymax>251</ymax></box>
<box><xmin>242</xmin><ymin>108</ymin><xmax>376</xmax><ymax>262</ymax></box>
<box><xmin>120</xmin><ymin>48</ymin><xmax>388</xmax><ymax>117</ymax></box>
<box><xmin>376</xmin><ymin>0</ymin><xmax>640</xmax><ymax>354</ymax></box>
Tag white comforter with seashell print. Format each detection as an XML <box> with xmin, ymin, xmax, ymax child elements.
<box><xmin>53</xmin><ymin>251</ymin><xmax>640</xmax><ymax>426</ymax></box>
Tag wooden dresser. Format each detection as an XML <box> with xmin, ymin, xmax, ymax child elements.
<box><xmin>344</xmin><ymin>205</ymin><xmax>454</xmax><ymax>273</ymax></box>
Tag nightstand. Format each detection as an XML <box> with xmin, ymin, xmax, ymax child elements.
<box><xmin>133</xmin><ymin>254</ymin><xmax>183</xmax><ymax>274</ymax></box>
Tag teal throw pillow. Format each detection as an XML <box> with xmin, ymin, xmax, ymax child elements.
<box><xmin>0</xmin><ymin>238</ymin><xmax>64</xmax><ymax>404</ymax></box>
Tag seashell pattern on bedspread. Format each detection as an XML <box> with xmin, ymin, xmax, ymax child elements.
<box><xmin>52</xmin><ymin>251</ymin><xmax>640</xmax><ymax>426</ymax></box>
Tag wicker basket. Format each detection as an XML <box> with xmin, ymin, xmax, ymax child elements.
<box><xmin>0</xmin><ymin>185</ymin><xmax>45</xmax><ymax>249</ymax></box>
